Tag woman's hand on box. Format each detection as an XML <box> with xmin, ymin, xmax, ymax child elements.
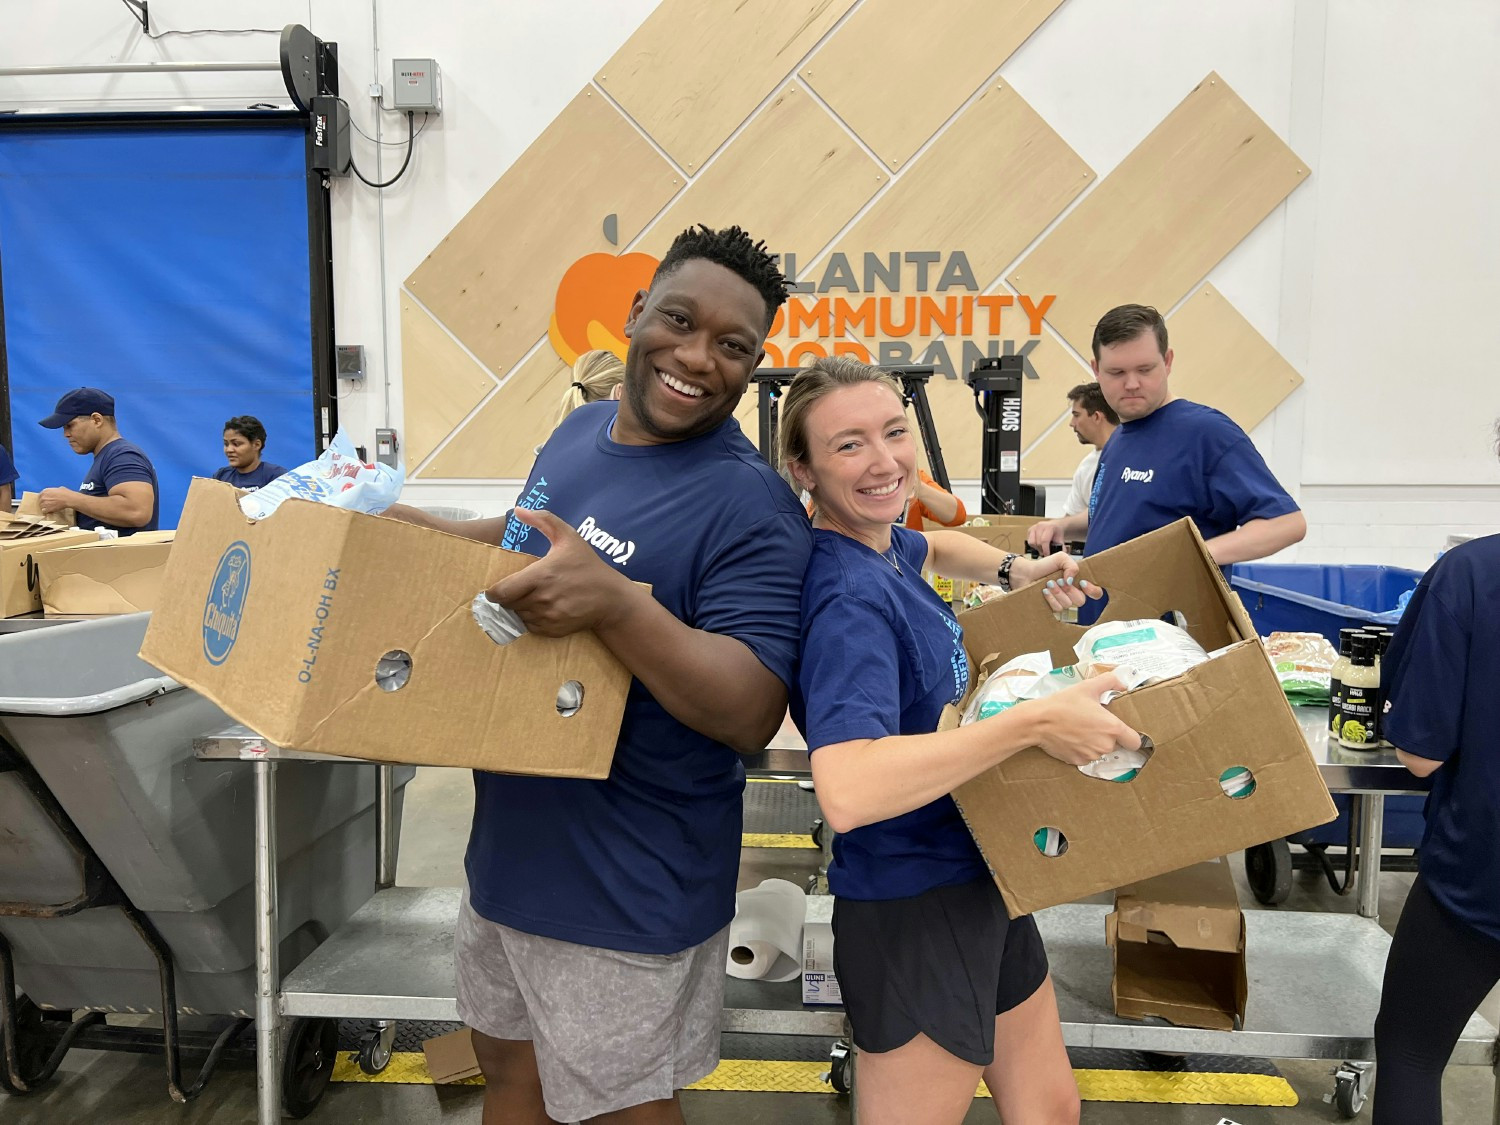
<box><xmin>1027</xmin><ymin>673</ymin><xmax>1142</xmax><ymax>766</ymax></box>
<box><xmin>485</xmin><ymin>507</ymin><xmax>635</xmax><ymax>637</ymax></box>
<box><xmin>1011</xmin><ymin>553</ymin><xmax>1100</xmax><ymax>613</ymax></box>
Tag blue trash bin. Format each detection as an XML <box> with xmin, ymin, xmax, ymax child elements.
<box><xmin>1228</xmin><ymin>563</ymin><xmax>1429</xmax><ymax>902</ymax></box>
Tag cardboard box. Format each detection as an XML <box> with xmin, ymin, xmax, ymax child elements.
<box><xmin>139</xmin><ymin>479</ymin><xmax>631</xmax><ymax>774</ymax></box>
<box><xmin>946</xmin><ymin>518</ymin><xmax>1337</xmax><ymax>917</ymax></box>
<box><xmin>1107</xmin><ymin>860</ymin><xmax>1248</xmax><ymax>1031</ymax></box>
<box><xmin>0</xmin><ymin>529</ymin><xmax>100</xmax><ymax>617</ymax></box>
<box><xmin>801</xmin><ymin>894</ymin><xmax>841</xmax><ymax>1006</ymax></box>
<box><xmin>37</xmin><ymin>531</ymin><xmax>175</xmax><ymax>615</ymax></box>
<box><xmin>421</xmin><ymin>1027</ymin><xmax>483</xmax><ymax>1084</ymax></box>
<box><xmin>953</xmin><ymin>516</ymin><xmax>1044</xmax><ymax>554</ymax></box>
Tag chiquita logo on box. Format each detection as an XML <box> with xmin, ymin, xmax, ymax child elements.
<box><xmin>202</xmin><ymin>540</ymin><xmax>251</xmax><ymax>665</ymax></box>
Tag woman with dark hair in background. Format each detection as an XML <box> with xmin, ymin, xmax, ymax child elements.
<box><xmin>214</xmin><ymin>415</ymin><xmax>287</xmax><ymax>491</ymax></box>
<box><xmin>1372</xmin><ymin>418</ymin><xmax>1500</xmax><ymax>1123</ymax></box>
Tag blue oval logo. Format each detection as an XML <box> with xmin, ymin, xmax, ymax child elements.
<box><xmin>202</xmin><ymin>540</ymin><xmax>252</xmax><ymax>666</ymax></box>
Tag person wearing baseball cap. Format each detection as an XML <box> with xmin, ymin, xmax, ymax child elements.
<box><xmin>38</xmin><ymin>387</ymin><xmax>159</xmax><ymax>534</ymax></box>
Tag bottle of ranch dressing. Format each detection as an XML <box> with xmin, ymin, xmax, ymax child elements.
<box><xmin>1338</xmin><ymin>633</ymin><xmax>1382</xmax><ymax>750</ymax></box>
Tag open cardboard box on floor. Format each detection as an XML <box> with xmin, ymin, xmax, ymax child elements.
<box><xmin>139</xmin><ymin>479</ymin><xmax>631</xmax><ymax>774</ymax></box>
<box><xmin>0</xmin><ymin>528</ymin><xmax>100</xmax><ymax>617</ymax></box>
<box><xmin>37</xmin><ymin>531</ymin><xmax>175</xmax><ymax>614</ymax></box>
<box><xmin>1107</xmin><ymin>859</ymin><xmax>1247</xmax><ymax>1031</ymax></box>
<box><xmin>945</xmin><ymin>518</ymin><xmax>1337</xmax><ymax>917</ymax></box>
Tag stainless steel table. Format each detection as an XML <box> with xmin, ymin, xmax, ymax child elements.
<box><xmin>198</xmin><ymin>707</ymin><xmax>1494</xmax><ymax>1125</ymax></box>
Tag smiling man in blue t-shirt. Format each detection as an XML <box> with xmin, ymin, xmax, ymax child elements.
<box><xmin>385</xmin><ymin>226</ymin><xmax>811</xmax><ymax>1125</ymax></box>
<box><xmin>1028</xmin><ymin>304</ymin><xmax>1305</xmax><ymax>584</ymax></box>
<box><xmin>37</xmin><ymin>387</ymin><xmax>159</xmax><ymax>534</ymax></box>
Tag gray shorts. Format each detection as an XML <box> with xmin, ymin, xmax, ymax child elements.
<box><xmin>454</xmin><ymin>893</ymin><xmax>729</xmax><ymax>1122</ymax></box>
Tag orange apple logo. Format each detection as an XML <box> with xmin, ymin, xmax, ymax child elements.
<box><xmin>549</xmin><ymin>249</ymin><xmax>660</xmax><ymax>366</ymax></box>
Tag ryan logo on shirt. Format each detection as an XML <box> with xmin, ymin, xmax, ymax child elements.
<box><xmin>575</xmin><ymin>514</ymin><xmax>636</xmax><ymax>566</ymax></box>
<box><xmin>1120</xmin><ymin>467</ymin><xmax>1155</xmax><ymax>484</ymax></box>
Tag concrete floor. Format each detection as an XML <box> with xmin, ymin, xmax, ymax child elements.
<box><xmin>3</xmin><ymin>766</ymin><xmax>1496</xmax><ymax>1124</ymax></box>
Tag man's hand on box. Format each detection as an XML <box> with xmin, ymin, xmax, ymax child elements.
<box><xmin>1028</xmin><ymin>673</ymin><xmax>1142</xmax><ymax>766</ymax></box>
<box><xmin>485</xmin><ymin>507</ymin><xmax>634</xmax><ymax>637</ymax></box>
<box><xmin>38</xmin><ymin>487</ymin><xmax>78</xmax><ymax>515</ymax></box>
<box><xmin>1025</xmin><ymin>520</ymin><xmax>1064</xmax><ymax>553</ymax></box>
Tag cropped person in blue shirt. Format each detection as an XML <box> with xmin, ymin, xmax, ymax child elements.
<box><xmin>213</xmin><ymin>415</ymin><xmax>287</xmax><ymax>491</ymax></box>
<box><xmin>1026</xmin><ymin>304</ymin><xmax>1305</xmax><ymax>574</ymax></box>
<box><xmin>785</xmin><ymin>356</ymin><xmax>1141</xmax><ymax>1125</ymax></box>
<box><xmin>385</xmin><ymin>226</ymin><xmax>811</xmax><ymax>1125</ymax></box>
<box><xmin>1372</xmin><ymin>419</ymin><xmax>1500</xmax><ymax>1124</ymax></box>
<box><xmin>36</xmin><ymin>387</ymin><xmax>158</xmax><ymax>534</ymax></box>
<box><xmin>0</xmin><ymin>441</ymin><xmax>16</xmax><ymax>510</ymax></box>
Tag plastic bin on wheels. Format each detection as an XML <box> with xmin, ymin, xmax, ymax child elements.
<box><xmin>0</xmin><ymin>613</ymin><xmax>412</xmax><ymax>1110</ymax></box>
<box><xmin>1229</xmin><ymin>563</ymin><xmax>1427</xmax><ymax>904</ymax></box>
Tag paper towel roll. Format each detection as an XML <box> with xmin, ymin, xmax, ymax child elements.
<box><xmin>726</xmin><ymin>878</ymin><xmax>805</xmax><ymax>982</ymax></box>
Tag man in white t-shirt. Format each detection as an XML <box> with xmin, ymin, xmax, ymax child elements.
<box><xmin>1044</xmin><ymin>382</ymin><xmax>1118</xmax><ymax>550</ymax></box>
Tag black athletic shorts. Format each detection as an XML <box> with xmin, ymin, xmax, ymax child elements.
<box><xmin>832</xmin><ymin>876</ymin><xmax>1048</xmax><ymax>1065</ymax></box>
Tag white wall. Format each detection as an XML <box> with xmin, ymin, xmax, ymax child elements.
<box><xmin>4</xmin><ymin>0</ymin><xmax>1497</xmax><ymax>566</ymax></box>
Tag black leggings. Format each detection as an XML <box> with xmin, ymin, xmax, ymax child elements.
<box><xmin>1374</xmin><ymin>876</ymin><xmax>1500</xmax><ymax>1124</ymax></box>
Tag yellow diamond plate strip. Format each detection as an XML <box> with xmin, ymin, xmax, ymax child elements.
<box><xmin>740</xmin><ymin>833</ymin><xmax>817</xmax><ymax>849</ymax></box>
<box><xmin>686</xmin><ymin>1059</ymin><xmax>831</xmax><ymax>1093</ymax></box>
<box><xmin>1070</xmin><ymin>1070</ymin><xmax>1298</xmax><ymax>1107</ymax></box>
<box><xmin>332</xmin><ymin>1055</ymin><xmax>1296</xmax><ymax>1107</ymax></box>
<box><xmin>331</xmin><ymin>1052</ymin><xmax>484</xmax><ymax>1086</ymax></box>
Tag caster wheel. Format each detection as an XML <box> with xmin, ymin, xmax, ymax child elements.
<box><xmin>282</xmin><ymin>1017</ymin><xmax>338</xmax><ymax>1119</ymax></box>
<box><xmin>1245</xmin><ymin>839</ymin><xmax>1293</xmax><ymax>905</ymax></box>
<box><xmin>357</xmin><ymin>1031</ymin><xmax>392</xmax><ymax>1076</ymax></box>
<box><xmin>825</xmin><ymin>1039</ymin><xmax>853</xmax><ymax>1095</ymax></box>
<box><xmin>811</xmin><ymin>819</ymin><xmax>826</xmax><ymax>849</ymax></box>
<box><xmin>1328</xmin><ymin>1061</ymin><xmax>1371</xmax><ymax>1119</ymax></box>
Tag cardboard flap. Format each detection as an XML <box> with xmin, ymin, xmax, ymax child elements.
<box><xmin>952</xmin><ymin>518</ymin><xmax>1042</xmax><ymax>555</ymax></box>
<box><xmin>1113</xmin><ymin>861</ymin><xmax>1244</xmax><ymax>954</ymax></box>
<box><xmin>958</xmin><ymin>519</ymin><xmax>1252</xmax><ymax>670</ymax></box>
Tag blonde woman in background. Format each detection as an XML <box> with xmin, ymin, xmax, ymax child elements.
<box><xmin>555</xmin><ymin>349</ymin><xmax>626</xmax><ymax>426</ymax></box>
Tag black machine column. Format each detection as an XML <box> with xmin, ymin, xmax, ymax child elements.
<box><xmin>965</xmin><ymin>354</ymin><xmax>1041</xmax><ymax>516</ymax></box>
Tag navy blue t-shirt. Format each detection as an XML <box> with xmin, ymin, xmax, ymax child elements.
<box><xmin>1382</xmin><ymin>534</ymin><xmax>1500</xmax><ymax>943</ymax></box>
<box><xmin>79</xmin><ymin>439</ymin><xmax>159</xmax><ymax>534</ymax></box>
<box><xmin>466</xmin><ymin>402</ymin><xmax>813</xmax><ymax>954</ymax></box>
<box><xmin>0</xmin><ymin>443</ymin><xmax>16</xmax><ymax>492</ymax></box>
<box><xmin>1086</xmin><ymin>399</ymin><xmax>1297</xmax><ymax>556</ymax></box>
<box><xmin>214</xmin><ymin>462</ymin><xmax>288</xmax><ymax>491</ymax></box>
<box><xmin>793</xmin><ymin>524</ymin><xmax>986</xmax><ymax>901</ymax></box>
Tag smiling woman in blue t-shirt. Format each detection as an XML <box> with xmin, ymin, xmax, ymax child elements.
<box><xmin>784</xmin><ymin>356</ymin><xmax>1141</xmax><ymax>1125</ymax></box>
<box><xmin>1371</xmin><ymin>419</ymin><xmax>1500</xmax><ymax>1125</ymax></box>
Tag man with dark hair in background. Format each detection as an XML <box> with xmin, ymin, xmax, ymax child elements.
<box><xmin>1026</xmin><ymin>304</ymin><xmax>1304</xmax><ymax>573</ymax></box>
<box><xmin>37</xmin><ymin>387</ymin><xmax>158</xmax><ymax>534</ymax></box>
<box><xmin>1030</xmin><ymin>382</ymin><xmax>1118</xmax><ymax>552</ymax></box>
<box><xmin>386</xmin><ymin>225</ymin><xmax>812</xmax><ymax>1125</ymax></box>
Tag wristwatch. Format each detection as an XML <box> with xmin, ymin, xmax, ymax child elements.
<box><xmin>996</xmin><ymin>553</ymin><xmax>1019</xmax><ymax>593</ymax></box>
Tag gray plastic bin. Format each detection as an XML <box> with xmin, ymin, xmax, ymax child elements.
<box><xmin>0</xmin><ymin>614</ymin><xmax>412</xmax><ymax>1015</ymax></box>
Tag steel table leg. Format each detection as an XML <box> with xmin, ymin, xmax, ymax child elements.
<box><xmin>1356</xmin><ymin>793</ymin><xmax>1386</xmax><ymax>921</ymax></box>
<box><xmin>254</xmin><ymin>759</ymin><xmax>281</xmax><ymax>1125</ymax></box>
<box><xmin>376</xmin><ymin>763</ymin><xmax>396</xmax><ymax>890</ymax></box>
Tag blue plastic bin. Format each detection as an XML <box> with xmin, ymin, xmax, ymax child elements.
<box><xmin>1229</xmin><ymin>563</ymin><xmax>1429</xmax><ymax>863</ymax></box>
<box><xmin>1229</xmin><ymin>563</ymin><xmax>1424</xmax><ymax>644</ymax></box>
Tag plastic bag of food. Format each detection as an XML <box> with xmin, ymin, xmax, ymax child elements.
<box><xmin>237</xmin><ymin>430</ymin><xmax>404</xmax><ymax>520</ymax></box>
<box><xmin>960</xmin><ymin>651</ymin><xmax>1078</xmax><ymax>725</ymax></box>
<box><xmin>1073</xmin><ymin>618</ymin><xmax>1210</xmax><ymax>686</ymax></box>
<box><xmin>960</xmin><ymin>652</ymin><xmax>1152</xmax><ymax>784</ymax></box>
<box><xmin>1264</xmin><ymin>631</ymin><xmax>1336</xmax><ymax>705</ymax></box>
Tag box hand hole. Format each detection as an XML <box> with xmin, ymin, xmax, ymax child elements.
<box><xmin>556</xmin><ymin>680</ymin><xmax>584</xmax><ymax>717</ymax></box>
<box><xmin>375</xmin><ymin>650</ymin><xmax>412</xmax><ymax>692</ymax></box>
<box><xmin>1033</xmin><ymin>827</ymin><xmax>1069</xmax><ymax>857</ymax></box>
<box><xmin>1082</xmin><ymin>733</ymin><xmax>1154</xmax><ymax>783</ymax></box>
<box><xmin>1219</xmin><ymin>766</ymin><xmax>1256</xmax><ymax>799</ymax></box>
